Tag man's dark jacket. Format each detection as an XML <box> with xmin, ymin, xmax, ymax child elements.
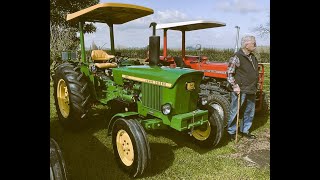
<box><xmin>234</xmin><ymin>49</ymin><xmax>259</xmax><ymax>94</ymax></box>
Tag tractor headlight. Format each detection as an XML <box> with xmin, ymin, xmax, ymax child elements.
<box><xmin>162</xmin><ymin>103</ymin><xmax>172</xmax><ymax>115</ymax></box>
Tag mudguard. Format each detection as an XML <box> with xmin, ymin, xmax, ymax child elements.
<box><xmin>107</xmin><ymin>112</ymin><xmax>139</xmax><ymax>136</ymax></box>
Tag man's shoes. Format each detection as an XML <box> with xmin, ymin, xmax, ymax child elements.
<box><xmin>229</xmin><ymin>133</ymin><xmax>236</xmax><ymax>141</ymax></box>
<box><xmin>241</xmin><ymin>132</ymin><xmax>256</xmax><ymax>139</ymax></box>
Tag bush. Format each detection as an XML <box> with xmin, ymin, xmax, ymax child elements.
<box><xmin>62</xmin><ymin>47</ymin><xmax>270</xmax><ymax>64</ymax></box>
<box><xmin>108</xmin><ymin>47</ymin><xmax>270</xmax><ymax>63</ymax></box>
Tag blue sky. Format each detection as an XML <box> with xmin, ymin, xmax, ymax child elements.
<box><xmin>84</xmin><ymin>0</ymin><xmax>270</xmax><ymax>49</ymax></box>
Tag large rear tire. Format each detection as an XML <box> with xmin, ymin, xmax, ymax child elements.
<box><xmin>53</xmin><ymin>63</ymin><xmax>91</xmax><ymax>130</ymax></box>
<box><xmin>50</xmin><ymin>138</ymin><xmax>68</xmax><ymax>180</ymax></box>
<box><xmin>255</xmin><ymin>92</ymin><xmax>269</xmax><ymax>117</ymax></box>
<box><xmin>111</xmin><ymin>118</ymin><xmax>150</xmax><ymax>177</ymax></box>
<box><xmin>207</xmin><ymin>94</ymin><xmax>230</xmax><ymax>128</ymax></box>
<box><xmin>192</xmin><ymin>102</ymin><xmax>224</xmax><ymax>148</ymax></box>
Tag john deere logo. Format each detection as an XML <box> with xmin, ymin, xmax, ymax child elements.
<box><xmin>186</xmin><ymin>82</ymin><xmax>195</xmax><ymax>91</ymax></box>
<box><xmin>122</xmin><ymin>75</ymin><xmax>172</xmax><ymax>88</ymax></box>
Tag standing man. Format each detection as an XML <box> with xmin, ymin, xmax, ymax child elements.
<box><xmin>227</xmin><ymin>35</ymin><xmax>259</xmax><ymax>141</ymax></box>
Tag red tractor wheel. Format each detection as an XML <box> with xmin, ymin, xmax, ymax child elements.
<box><xmin>255</xmin><ymin>92</ymin><xmax>269</xmax><ymax>117</ymax></box>
<box><xmin>206</xmin><ymin>94</ymin><xmax>230</xmax><ymax>128</ymax></box>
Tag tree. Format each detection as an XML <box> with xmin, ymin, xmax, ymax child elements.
<box><xmin>253</xmin><ymin>13</ymin><xmax>270</xmax><ymax>39</ymax></box>
<box><xmin>50</xmin><ymin>0</ymin><xmax>98</xmax><ymax>30</ymax></box>
<box><xmin>50</xmin><ymin>0</ymin><xmax>99</xmax><ymax>66</ymax></box>
<box><xmin>254</xmin><ymin>22</ymin><xmax>270</xmax><ymax>38</ymax></box>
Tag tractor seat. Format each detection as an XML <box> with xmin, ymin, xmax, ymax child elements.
<box><xmin>94</xmin><ymin>62</ymin><xmax>117</xmax><ymax>69</ymax></box>
<box><xmin>91</xmin><ymin>50</ymin><xmax>115</xmax><ymax>61</ymax></box>
<box><xmin>91</xmin><ymin>50</ymin><xmax>117</xmax><ymax>69</ymax></box>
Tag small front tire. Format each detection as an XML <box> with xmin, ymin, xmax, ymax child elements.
<box><xmin>111</xmin><ymin>118</ymin><xmax>150</xmax><ymax>177</ymax></box>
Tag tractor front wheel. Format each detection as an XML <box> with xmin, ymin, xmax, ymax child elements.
<box><xmin>50</xmin><ymin>138</ymin><xmax>68</xmax><ymax>180</ymax></box>
<box><xmin>111</xmin><ymin>118</ymin><xmax>150</xmax><ymax>177</ymax></box>
<box><xmin>192</xmin><ymin>102</ymin><xmax>224</xmax><ymax>148</ymax></box>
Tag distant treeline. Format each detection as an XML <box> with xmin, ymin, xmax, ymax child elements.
<box><xmin>65</xmin><ymin>47</ymin><xmax>270</xmax><ymax>64</ymax></box>
<box><xmin>97</xmin><ymin>47</ymin><xmax>270</xmax><ymax>63</ymax></box>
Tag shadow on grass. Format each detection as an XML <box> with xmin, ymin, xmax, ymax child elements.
<box><xmin>50</xmin><ymin>107</ymin><xmax>135</xmax><ymax>180</ymax></box>
<box><xmin>141</xmin><ymin>142</ymin><xmax>175</xmax><ymax>178</ymax></box>
<box><xmin>214</xmin><ymin>128</ymin><xmax>233</xmax><ymax>148</ymax></box>
<box><xmin>53</xmin><ymin>105</ymin><xmax>265</xmax><ymax>179</ymax></box>
<box><xmin>215</xmin><ymin>113</ymin><xmax>269</xmax><ymax>147</ymax></box>
<box><xmin>146</xmin><ymin>129</ymin><xmax>229</xmax><ymax>155</ymax></box>
<box><xmin>50</xmin><ymin>106</ymin><xmax>113</xmax><ymax>134</ymax></box>
<box><xmin>50</xmin><ymin>107</ymin><xmax>176</xmax><ymax>179</ymax></box>
<box><xmin>250</xmin><ymin>113</ymin><xmax>269</xmax><ymax>132</ymax></box>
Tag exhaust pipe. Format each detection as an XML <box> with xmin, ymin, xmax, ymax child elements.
<box><xmin>234</xmin><ymin>26</ymin><xmax>240</xmax><ymax>53</ymax></box>
<box><xmin>149</xmin><ymin>22</ymin><xmax>160</xmax><ymax>66</ymax></box>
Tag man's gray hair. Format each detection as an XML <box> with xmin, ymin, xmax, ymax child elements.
<box><xmin>241</xmin><ymin>35</ymin><xmax>256</xmax><ymax>49</ymax></box>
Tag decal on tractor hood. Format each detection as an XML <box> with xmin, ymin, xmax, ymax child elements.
<box><xmin>201</xmin><ymin>70</ymin><xmax>227</xmax><ymax>74</ymax></box>
<box><xmin>186</xmin><ymin>82</ymin><xmax>195</xmax><ymax>91</ymax></box>
<box><xmin>122</xmin><ymin>75</ymin><xmax>172</xmax><ymax>88</ymax></box>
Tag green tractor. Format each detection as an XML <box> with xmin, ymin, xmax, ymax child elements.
<box><xmin>52</xmin><ymin>2</ymin><xmax>223</xmax><ymax>177</ymax></box>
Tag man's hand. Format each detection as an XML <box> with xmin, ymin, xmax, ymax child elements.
<box><xmin>233</xmin><ymin>84</ymin><xmax>240</xmax><ymax>95</ymax></box>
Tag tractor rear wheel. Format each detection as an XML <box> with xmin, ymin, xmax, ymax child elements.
<box><xmin>111</xmin><ymin>118</ymin><xmax>150</xmax><ymax>177</ymax></box>
<box><xmin>53</xmin><ymin>63</ymin><xmax>91</xmax><ymax>130</ymax></box>
<box><xmin>255</xmin><ymin>92</ymin><xmax>269</xmax><ymax>117</ymax></box>
<box><xmin>192</xmin><ymin>102</ymin><xmax>224</xmax><ymax>148</ymax></box>
<box><xmin>206</xmin><ymin>94</ymin><xmax>230</xmax><ymax>128</ymax></box>
<box><xmin>50</xmin><ymin>138</ymin><xmax>68</xmax><ymax>180</ymax></box>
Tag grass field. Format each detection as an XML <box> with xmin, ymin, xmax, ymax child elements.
<box><xmin>50</xmin><ymin>64</ymin><xmax>270</xmax><ymax>180</ymax></box>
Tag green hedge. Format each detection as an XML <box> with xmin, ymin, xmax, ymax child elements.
<box><xmin>105</xmin><ymin>48</ymin><xmax>270</xmax><ymax>63</ymax></box>
<box><xmin>63</xmin><ymin>47</ymin><xmax>270</xmax><ymax>64</ymax></box>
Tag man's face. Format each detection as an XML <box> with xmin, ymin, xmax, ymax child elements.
<box><xmin>246</xmin><ymin>40</ymin><xmax>256</xmax><ymax>52</ymax></box>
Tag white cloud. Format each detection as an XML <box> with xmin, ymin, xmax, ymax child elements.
<box><xmin>82</xmin><ymin>7</ymin><xmax>269</xmax><ymax>49</ymax></box>
<box><xmin>155</xmin><ymin>10</ymin><xmax>188</xmax><ymax>23</ymax></box>
<box><xmin>112</xmin><ymin>10</ymin><xmax>188</xmax><ymax>31</ymax></box>
<box><xmin>84</xmin><ymin>10</ymin><xmax>189</xmax><ymax>48</ymax></box>
<box><xmin>215</xmin><ymin>0</ymin><xmax>262</xmax><ymax>14</ymax></box>
<box><xmin>115</xmin><ymin>17</ymin><xmax>151</xmax><ymax>31</ymax></box>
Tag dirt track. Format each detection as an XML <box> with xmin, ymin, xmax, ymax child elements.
<box><xmin>229</xmin><ymin>128</ymin><xmax>270</xmax><ymax>168</ymax></box>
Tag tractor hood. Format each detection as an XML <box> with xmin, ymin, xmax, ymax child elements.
<box><xmin>112</xmin><ymin>65</ymin><xmax>203</xmax><ymax>88</ymax></box>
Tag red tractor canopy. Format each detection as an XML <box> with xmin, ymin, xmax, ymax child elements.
<box><xmin>156</xmin><ymin>20</ymin><xmax>225</xmax><ymax>59</ymax></box>
<box><xmin>156</xmin><ymin>20</ymin><xmax>267</xmax><ymax>113</ymax></box>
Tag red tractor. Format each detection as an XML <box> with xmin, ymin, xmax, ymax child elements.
<box><xmin>154</xmin><ymin>20</ymin><xmax>269</xmax><ymax>125</ymax></box>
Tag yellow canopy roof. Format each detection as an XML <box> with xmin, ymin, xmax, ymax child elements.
<box><xmin>66</xmin><ymin>3</ymin><xmax>154</xmax><ymax>24</ymax></box>
<box><xmin>156</xmin><ymin>20</ymin><xmax>226</xmax><ymax>31</ymax></box>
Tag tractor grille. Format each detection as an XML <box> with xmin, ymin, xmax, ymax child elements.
<box><xmin>141</xmin><ymin>83</ymin><xmax>162</xmax><ymax>111</ymax></box>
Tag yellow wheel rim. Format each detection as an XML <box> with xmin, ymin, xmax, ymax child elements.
<box><xmin>192</xmin><ymin>122</ymin><xmax>211</xmax><ymax>141</ymax></box>
<box><xmin>57</xmin><ymin>79</ymin><xmax>70</xmax><ymax>118</ymax></box>
<box><xmin>116</xmin><ymin>130</ymin><xmax>134</xmax><ymax>166</ymax></box>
